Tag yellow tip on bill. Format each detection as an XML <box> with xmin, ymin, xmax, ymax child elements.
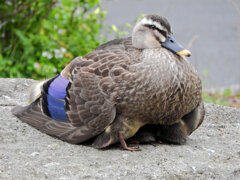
<box><xmin>176</xmin><ymin>49</ymin><xmax>191</xmax><ymax>57</ymax></box>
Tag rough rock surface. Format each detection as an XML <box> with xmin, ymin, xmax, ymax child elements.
<box><xmin>0</xmin><ymin>78</ymin><xmax>240</xmax><ymax>180</ymax></box>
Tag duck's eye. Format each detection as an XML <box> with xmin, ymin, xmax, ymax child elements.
<box><xmin>150</xmin><ymin>25</ymin><xmax>156</xmax><ymax>30</ymax></box>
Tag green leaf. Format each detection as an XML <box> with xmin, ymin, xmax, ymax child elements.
<box><xmin>111</xmin><ymin>25</ymin><xmax>118</xmax><ymax>33</ymax></box>
<box><xmin>223</xmin><ymin>89</ymin><xmax>231</xmax><ymax>97</ymax></box>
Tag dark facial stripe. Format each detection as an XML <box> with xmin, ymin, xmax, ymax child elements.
<box><xmin>145</xmin><ymin>15</ymin><xmax>172</xmax><ymax>33</ymax></box>
<box><xmin>144</xmin><ymin>24</ymin><xmax>167</xmax><ymax>37</ymax></box>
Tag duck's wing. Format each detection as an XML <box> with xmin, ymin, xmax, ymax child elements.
<box><xmin>12</xmin><ymin>99</ymin><xmax>86</xmax><ymax>143</ymax></box>
<box><xmin>64</xmin><ymin>56</ymin><xmax>118</xmax><ymax>134</ymax></box>
<box><xmin>12</xmin><ymin>36</ymin><xmax>141</xmax><ymax>144</ymax></box>
<box><xmin>12</xmin><ymin>55</ymin><xmax>119</xmax><ymax>144</ymax></box>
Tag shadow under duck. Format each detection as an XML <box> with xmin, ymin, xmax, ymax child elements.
<box><xmin>12</xmin><ymin>14</ymin><xmax>205</xmax><ymax>151</ymax></box>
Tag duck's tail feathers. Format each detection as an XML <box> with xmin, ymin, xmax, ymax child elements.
<box><xmin>12</xmin><ymin>100</ymin><xmax>50</xmax><ymax>129</ymax></box>
<box><xmin>11</xmin><ymin>100</ymin><xmax>91</xmax><ymax>144</ymax></box>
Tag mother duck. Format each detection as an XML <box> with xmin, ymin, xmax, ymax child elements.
<box><xmin>12</xmin><ymin>14</ymin><xmax>205</xmax><ymax>151</ymax></box>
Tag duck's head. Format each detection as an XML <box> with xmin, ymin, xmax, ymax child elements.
<box><xmin>132</xmin><ymin>14</ymin><xmax>191</xmax><ymax>57</ymax></box>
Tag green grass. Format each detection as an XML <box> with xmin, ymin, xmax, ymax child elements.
<box><xmin>202</xmin><ymin>89</ymin><xmax>240</xmax><ymax>108</ymax></box>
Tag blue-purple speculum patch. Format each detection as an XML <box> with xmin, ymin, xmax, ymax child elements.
<box><xmin>47</xmin><ymin>75</ymin><xmax>69</xmax><ymax>122</ymax></box>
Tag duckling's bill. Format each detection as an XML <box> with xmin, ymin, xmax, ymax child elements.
<box><xmin>162</xmin><ymin>35</ymin><xmax>191</xmax><ymax>57</ymax></box>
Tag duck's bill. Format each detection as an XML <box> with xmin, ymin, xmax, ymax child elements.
<box><xmin>162</xmin><ymin>35</ymin><xmax>191</xmax><ymax>57</ymax></box>
<box><xmin>176</xmin><ymin>49</ymin><xmax>191</xmax><ymax>57</ymax></box>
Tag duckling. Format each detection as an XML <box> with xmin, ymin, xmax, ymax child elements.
<box><xmin>130</xmin><ymin>101</ymin><xmax>205</xmax><ymax>145</ymax></box>
<box><xmin>12</xmin><ymin>14</ymin><xmax>204</xmax><ymax>151</ymax></box>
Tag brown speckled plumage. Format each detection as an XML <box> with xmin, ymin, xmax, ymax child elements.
<box><xmin>12</xmin><ymin>15</ymin><xmax>205</xmax><ymax>150</ymax></box>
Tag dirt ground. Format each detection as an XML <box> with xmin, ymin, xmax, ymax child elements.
<box><xmin>0</xmin><ymin>78</ymin><xmax>240</xmax><ymax>180</ymax></box>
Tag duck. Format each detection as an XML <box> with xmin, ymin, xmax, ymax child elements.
<box><xmin>12</xmin><ymin>14</ymin><xmax>205</xmax><ymax>151</ymax></box>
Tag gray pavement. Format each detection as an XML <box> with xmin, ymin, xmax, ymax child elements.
<box><xmin>0</xmin><ymin>78</ymin><xmax>240</xmax><ymax>179</ymax></box>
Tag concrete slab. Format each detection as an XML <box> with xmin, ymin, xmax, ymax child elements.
<box><xmin>0</xmin><ymin>78</ymin><xmax>239</xmax><ymax>179</ymax></box>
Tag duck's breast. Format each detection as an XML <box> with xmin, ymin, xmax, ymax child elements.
<box><xmin>119</xmin><ymin>48</ymin><xmax>202</xmax><ymax>124</ymax></box>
